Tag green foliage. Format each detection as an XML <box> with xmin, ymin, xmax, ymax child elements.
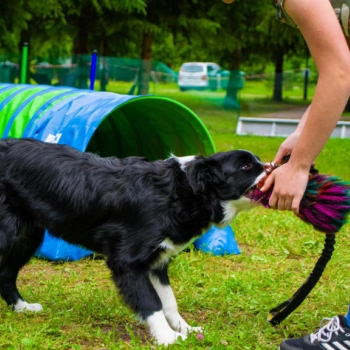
<box><xmin>0</xmin><ymin>0</ymin><xmax>314</xmax><ymax>102</ymax></box>
<box><xmin>0</xmin><ymin>0</ymin><xmax>66</xmax><ymax>52</ymax></box>
<box><xmin>206</xmin><ymin>0</ymin><xmax>272</xmax><ymax>65</ymax></box>
<box><xmin>0</xmin><ymin>0</ymin><xmax>308</xmax><ymax>74</ymax></box>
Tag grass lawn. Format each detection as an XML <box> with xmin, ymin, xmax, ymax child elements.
<box><xmin>0</xmin><ymin>86</ymin><xmax>349</xmax><ymax>349</ymax></box>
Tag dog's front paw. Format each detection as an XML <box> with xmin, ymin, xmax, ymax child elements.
<box><xmin>148</xmin><ymin>311</ymin><xmax>188</xmax><ymax>345</ymax></box>
<box><xmin>187</xmin><ymin>326</ymin><xmax>203</xmax><ymax>334</ymax></box>
<box><xmin>156</xmin><ymin>331</ymin><xmax>186</xmax><ymax>346</ymax></box>
<box><xmin>179</xmin><ymin>325</ymin><xmax>203</xmax><ymax>336</ymax></box>
<box><xmin>13</xmin><ymin>301</ymin><xmax>43</xmax><ymax>312</ymax></box>
<box><xmin>174</xmin><ymin>320</ymin><xmax>203</xmax><ymax>336</ymax></box>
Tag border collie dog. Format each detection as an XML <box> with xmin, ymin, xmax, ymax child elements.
<box><xmin>0</xmin><ymin>138</ymin><xmax>265</xmax><ymax>345</ymax></box>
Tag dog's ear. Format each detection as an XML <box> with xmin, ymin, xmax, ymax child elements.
<box><xmin>185</xmin><ymin>156</ymin><xmax>225</xmax><ymax>195</ymax></box>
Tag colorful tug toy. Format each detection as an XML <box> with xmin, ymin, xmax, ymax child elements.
<box><xmin>246</xmin><ymin>160</ymin><xmax>350</xmax><ymax>325</ymax></box>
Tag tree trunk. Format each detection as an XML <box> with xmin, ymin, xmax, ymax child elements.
<box><xmin>273</xmin><ymin>51</ymin><xmax>284</xmax><ymax>102</ymax></box>
<box><xmin>72</xmin><ymin>15</ymin><xmax>89</xmax><ymax>89</ymax></box>
<box><xmin>344</xmin><ymin>99</ymin><xmax>350</xmax><ymax>112</ymax></box>
<box><xmin>138</xmin><ymin>33</ymin><xmax>153</xmax><ymax>95</ymax></box>
<box><xmin>100</xmin><ymin>34</ymin><xmax>108</xmax><ymax>91</ymax></box>
<box><xmin>73</xmin><ymin>15</ymin><xmax>89</xmax><ymax>55</ymax></box>
<box><xmin>100</xmin><ymin>33</ymin><xmax>108</xmax><ymax>57</ymax></box>
<box><xmin>224</xmin><ymin>48</ymin><xmax>242</xmax><ymax>110</ymax></box>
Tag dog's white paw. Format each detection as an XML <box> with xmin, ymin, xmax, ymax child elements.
<box><xmin>171</xmin><ymin>318</ymin><xmax>202</xmax><ymax>336</ymax></box>
<box><xmin>187</xmin><ymin>326</ymin><xmax>203</xmax><ymax>334</ymax></box>
<box><xmin>156</xmin><ymin>331</ymin><xmax>187</xmax><ymax>346</ymax></box>
<box><xmin>148</xmin><ymin>311</ymin><xmax>188</xmax><ymax>345</ymax></box>
<box><xmin>14</xmin><ymin>300</ymin><xmax>43</xmax><ymax>312</ymax></box>
<box><xmin>178</xmin><ymin>324</ymin><xmax>203</xmax><ymax>336</ymax></box>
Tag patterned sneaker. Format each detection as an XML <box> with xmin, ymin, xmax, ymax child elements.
<box><xmin>279</xmin><ymin>315</ymin><xmax>350</xmax><ymax>350</ymax></box>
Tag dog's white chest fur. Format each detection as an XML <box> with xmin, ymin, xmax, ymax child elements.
<box><xmin>219</xmin><ymin>197</ymin><xmax>255</xmax><ymax>227</ymax></box>
<box><xmin>153</xmin><ymin>238</ymin><xmax>192</xmax><ymax>268</ymax></box>
<box><xmin>154</xmin><ymin>198</ymin><xmax>254</xmax><ymax>267</ymax></box>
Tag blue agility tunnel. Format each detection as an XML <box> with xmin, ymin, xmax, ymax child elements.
<box><xmin>0</xmin><ymin>83</ymin><xmax>239</xmax><ymax>260</ymax></box>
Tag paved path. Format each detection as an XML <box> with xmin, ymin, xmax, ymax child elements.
<box><xmin>256</xmin><ymin>107</ymin><xmax>307</xmax><ymax>120</ymax></box>
<box><xmin>256</xmin><ymin>106</ymin><xmax>350</xmax><ymax>121</ymax></box>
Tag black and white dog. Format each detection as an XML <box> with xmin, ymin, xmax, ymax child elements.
<box><xmin>0</xmin><ymin>138</ymin><xmax>265</xmax><ymax>345</ymax></box>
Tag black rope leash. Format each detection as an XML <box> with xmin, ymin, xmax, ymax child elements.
<box><xmin>268</xmin><ymin>233</ymin><xmax>336</xmax><ymax>325</ymax></box>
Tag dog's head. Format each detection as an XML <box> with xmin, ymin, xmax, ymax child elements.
<box><xmin>182</xmin><ymin>150</ymin><xmax>265</xmax><ymax>226</ymax></box>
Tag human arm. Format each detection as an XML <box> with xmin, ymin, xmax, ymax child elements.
<box><xmin>273</xmin><ymin>106</ymin><xmax>310</xmax><ymax>164</ymax></box>
<box><xmin>261</xmin><ymin>0</ymin><xmax>350</xmax><ymax>214</ymax></box>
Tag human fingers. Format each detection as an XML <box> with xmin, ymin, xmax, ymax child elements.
<box><xmin>270</xmin><ymin>189</ymin><xmax>292</xmax><ymax>211</ymax></box>
<box><xmin>262</xmin><ymin>171</ymin><xmax>279</xmax><ymax>209</ymax></box>
<box><xmin>260</xmin><ymin>171</ymin><xmax>275</xmax><ymax>193</ymax></box>
<box><xmin>283</xmin><ymin>195</ymin><xmax>294</xmax><ymax>212</ymax></box>
<box><xmin>273</xmin><ymin>146</ymin><xmax>289</xmax><ymax>165</ymax></box>
<box><xmin>268</xmin><ymin>187</ymin><xmax>278</xmax><ymax>210</ymax></box>
<box><xmin>273</xmin><ymin>134</ymin><xmax>299</xmax><ymax>164</ymax></box>
<box><xmin>291</xmin><ymin>194</ymin><xmax>302</xmax><ymax>215</ymax></box>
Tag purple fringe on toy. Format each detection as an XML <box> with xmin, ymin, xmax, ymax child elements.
<box><xmin>248</xmin><ymin>169</ymin><xmax>350</xmax><ymax>234</ymax></box>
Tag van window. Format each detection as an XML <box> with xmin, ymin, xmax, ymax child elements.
<box><xmin>181</xmin><ymin>64</ymin><xmax>204</xmax><ymax>73</ymax></box>
<box><xmin>207</xmin><ymin>65</ymin><xmax>215</xmax><ymax>72</ymax></box>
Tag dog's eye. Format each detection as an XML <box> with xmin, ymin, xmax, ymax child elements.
<box><xmin>241</xmin><ymin>163</ymin><xmax>253</xmax><ymax>171</ymax></box>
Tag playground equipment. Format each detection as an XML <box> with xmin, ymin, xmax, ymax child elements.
<box><xmin>0</xmin><ymin>83</ymin><xmax>239</xmax><ymax>260</ymax></box>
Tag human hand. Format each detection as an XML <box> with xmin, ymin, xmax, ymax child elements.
<box><xmin>260</xmin><ymin>162</ymin><xmax>309</xmax><ymax>214</ymax></box>
<box><xmin>273</xmin><ymin>132</ymin><xmax>299</xmax><ymax>164</ymax></box>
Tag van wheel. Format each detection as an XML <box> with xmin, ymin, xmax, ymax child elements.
<box><xmin>180</xmin><ymin>87</ymin><xmax>187</xmax><ymax>91</ymax></box>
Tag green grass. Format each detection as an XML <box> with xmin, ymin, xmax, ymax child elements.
<box><xmin>1</xmin><ymin>88</ymin><xmax>350</xmax><ymax>349</ymax></box>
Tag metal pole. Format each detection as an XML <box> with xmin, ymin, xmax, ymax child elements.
<box><xmin>89</xmin><ymin>50</ymin><xmax>98</xmax><ymax>90</ymax></box>
<box><xmin>20</xmin><ymin>42</ymin><xmax>28</xmax><ymax>84</ymax></box>
<box><xmin>303</xmin><ymin>55</ymin><xmax>309</xmax><ymax>101</ymax></box>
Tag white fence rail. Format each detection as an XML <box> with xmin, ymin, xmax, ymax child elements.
<box><xmin>236</xmin><ymin>117</ymin><xmax>350</xmax><ymax>138</ymax></box>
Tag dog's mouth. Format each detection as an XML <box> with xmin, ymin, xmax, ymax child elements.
<box><xmin>244</xmin><ymin>171</ymin><xmax>268</xmax><ymax>198</ymax></box>
<box><xmin>244</xmin><ymin>185</ymin><xmax>257</xmax><ymax>198</ymax></box>
<box><xmin>244</xmin><ymin>170</ymin><xmax>270</xmax><ymax>198</ymax></box>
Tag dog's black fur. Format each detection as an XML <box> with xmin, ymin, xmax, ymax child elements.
<box><xmin>0</xmin><ymin>138</ymin><xmax>264</xmax><ymax>345</ymax></box>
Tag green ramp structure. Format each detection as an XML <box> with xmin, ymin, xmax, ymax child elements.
<box><xmin>0</xmin><ymin>83</ymin><xmax>216</xmax><ymax>260</ymax></box>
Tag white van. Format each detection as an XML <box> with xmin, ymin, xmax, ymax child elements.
<box><xmin>178</xmin><ymin>62</ymin><xmax>221</xmax><ymax>91</ymax></box>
